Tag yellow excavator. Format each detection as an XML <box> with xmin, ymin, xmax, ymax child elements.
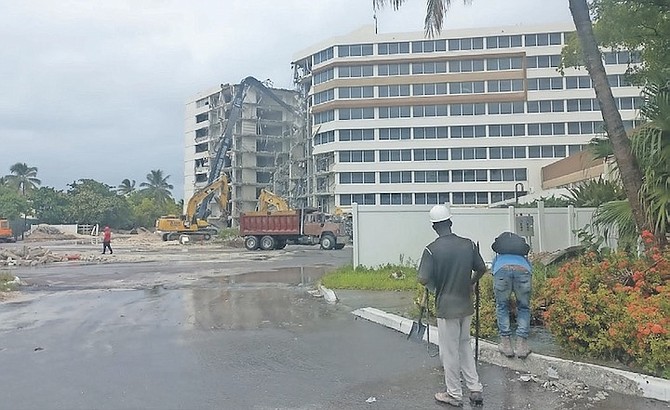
<box><xmin>243</xmin><ymin>188</ymin><xmax>296</xmax><ymax>216</ymax></box>
<box><xmin>155</xmin><ymin>176</ymin><xmax>229</xmax><ymax>241</ymax></box>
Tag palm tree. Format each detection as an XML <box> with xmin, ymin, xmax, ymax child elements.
<box><xmin>140</xmin><ymin>170</ymin><xmax>174</xmax><ymax>204</ymax></box>
<box><xmin>4</xmin><ymin>162</ymin><xmax>41</xmax><ymax>195</ymax></box>
<box><xmin>117</xmin><ymin>179</ymin><xmax>136</xmax><ymax>196</ymax></box>
<box><xmin>374</xmin><ymin>0</ymin><xmax>651</xmax><ymax>237</ymax></box>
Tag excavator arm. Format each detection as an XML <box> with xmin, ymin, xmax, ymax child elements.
<box><xmin>256</xmin><ymin>188</ymin><xmax>290</xmax><ymax>212</ymax></box>
<box><xmin>186</xmin><ymin>175</ymin><xmax>229</xmax><ymax>225</ymax></box>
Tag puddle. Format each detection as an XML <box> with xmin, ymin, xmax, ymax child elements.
<box><xmin>213</xmin><ymin>266</ymin><xmax>329</xmax><ymax>287</ymax></box>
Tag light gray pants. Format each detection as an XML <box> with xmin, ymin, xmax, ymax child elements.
<box><xmin>437</xmin><ymin>315</ymin><xmax>483</xmax><ymax>400</ymax></box>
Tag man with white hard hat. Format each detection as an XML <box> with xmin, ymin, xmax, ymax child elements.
<box><xmin>418</xmin><ymin>203</ymin><xmax>487</xmax><ymax>407</ymax></box>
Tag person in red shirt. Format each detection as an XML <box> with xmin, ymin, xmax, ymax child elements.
<box><xmin>102</xmin><ymin>226</ymin><xmax>113</xmax><ymax>254</ymax></box>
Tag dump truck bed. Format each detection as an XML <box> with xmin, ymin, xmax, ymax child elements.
<box><xmin>239</xmin><ymin>212</ymin><xmax>301</xmax><ymax>236</ymax></box>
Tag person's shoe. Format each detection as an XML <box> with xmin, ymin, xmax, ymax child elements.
<box><xmin>515</xmin><ymin>337</ymin><xmax>531</xmax><ymax>359</ymax></box>
<box><xmin>498</xmin><ymin>336</ymin><xmax>515</xmax><ymax>357</ymax></box>
<box><xmin>469</xmin><ymin>391</ymin><xmax>484</xmax><ymax>406</ymax></box>
<box><xmin>434</xmin><ymin>392</ymin><xmax>463</xmax><ymax>407</ymax></box>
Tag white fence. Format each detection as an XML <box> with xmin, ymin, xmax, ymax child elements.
<box><xmin>351</xmin><ymin>203</ymin><xmax>611</xmax><ymax>268</ymax></box>
<box><xmin>29</xmin><ymin>224</ymin><xmax>79</xmax><ymax>235</ymax></box>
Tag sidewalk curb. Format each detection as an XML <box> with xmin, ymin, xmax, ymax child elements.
<box><xmin>352</xmin><ymin>307</ymin><xmax>670</xmax><ymax>403</ymax></box>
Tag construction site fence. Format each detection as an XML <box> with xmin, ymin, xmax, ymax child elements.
<box><xmin>351</xmin><ymin>203</ymin><xmax>616</xmax><ymax>268</ymax></box>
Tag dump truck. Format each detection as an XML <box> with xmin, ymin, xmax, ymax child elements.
<box><xmin>240</xmin><ymin>208</ymin><xmax>347</xmax><ymax>251</ymax></box>
<box><xmin>0</xmin><ymin>219</ymin><xmax>16</xmax><ymax>243</ymax></box>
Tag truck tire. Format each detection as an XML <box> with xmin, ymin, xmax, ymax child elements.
<box><xmin>161</xmin><ymin>233</ymin><xmax>169</xmax><ymax>241</ymax></box>
<box><xmin>260</xmin><ymin>235</ymin><xmax>275</xmax><ymax>251</ymax></box>
<box><xmin>203</xmin><ymin>233</ymin><xmax>212</xmax><ymax>241</ymax></box>
<box><xmin>244</xmin><ymin>236</ymin><xmax>259</xmax><ymax>250</ymax></box>
<box><xmin>334</xmin><ymin>243</ymin><xmax>345</xmax><ymax>250</ymax></box>
<box><xmin>320</xmin><ymin>234</ymin><xmax>336</xmax><ymax>250</ymax></box>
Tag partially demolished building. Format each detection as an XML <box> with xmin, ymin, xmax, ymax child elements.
<box><xmin>184</xmin><ymin>81</ymin><xmax>308</xmax><ymax>226</ymax></box>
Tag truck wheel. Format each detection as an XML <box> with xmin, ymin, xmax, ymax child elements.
<box><xmin>260</xmin><ymin>235</ymin><xmax>275</xmax><ymax>251</ymax></box>
<box><xmin>334</xmin><ymin>243</ymin><xmax>345</xmax><ymax>250</ymax></box>
<box><xmin>244</xmin><ymin>236</ymin><xmax>259</xmax><ymax>250</ymax></box>
<box><xmin>320</xmin><ymin>234</ymin><xmax>336</xmax><ymax>250</ymax></box>
<box><xmin>203</xmin><ymin>233</ymin><xmax>212</xmax><ymax>241</ymax></box>
<box><xmin>161</xmin><ymin>233</ymin><xmax>169</xmax><ymax>241</ymax></box>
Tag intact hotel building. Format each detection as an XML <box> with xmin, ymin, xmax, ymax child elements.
<box><xmin>291</xmin><ymin>24</ymin><xmax>641</xmax><ymax>211</ymax></box>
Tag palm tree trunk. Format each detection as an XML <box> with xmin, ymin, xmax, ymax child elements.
<box><xmin>568</xmin><ymin>0</ymin><xmax>650</xmax><ymax>236</ymax></box>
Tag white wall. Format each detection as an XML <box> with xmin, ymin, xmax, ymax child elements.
<box><xmin>352</xmin><ymin>203</ymin><xmax>602</xmax><ymax>267</ymax></box>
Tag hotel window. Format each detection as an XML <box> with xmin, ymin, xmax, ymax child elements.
<box><xmin>378</xmin><ymin>42</ymin><xmax>410</xmax><ymax>55</ymax></box>
<box><xmin>414</xmin><ymin>170</ymin><xmax>449</xmax><ymax>183</ymax></box>
<box><xmin>412</xmin><ymin>105</ymin><xmax>449</xmax><ymax>117</ymax></box>
<box><xmin>451</xmin><ymin>147</ymin><xmax>487</xmax><ymax>160</ymax></box>
<box><xmin>448</xmin><ymin>37</ymin><xmax>484</xmax><ymax>51</ymax></box>
<box><xmin>313</xmin><ymin>68</ymin><xmax>335</xmax><ymax>85</ymax></box>
<box><xmin>378</xmin><ymin>63</ymin><xmax>411</xmax><ymax>76</ymax></box>
<box><xmin>339</xmin><ymin>108</ymin><xmax>375</xmax><ymax>120</ymax></box>
<box><xmin>527</xmin><ymin>100</ymin><xmax>565</xmax><ymax>113</ymax></box>
<box><xmin>524</xmin><ymin>33</ymin><xmax>562</xmax><ymax>47</ymax></box>
<box><xmin>379</xmin><ymin>171</ymin><xmax>412</xmax><ymax>184</ymax></box>
<box><xmin>450</xmin><ymin>103</ymin><xmax>486</xmax><ymax>116</ymax></box>
<box><xmin>339</xmin><ymin>150</ymin><xmax>375</xmax><ymax>163</ymax></box>
<box><xmin>488</xmin><ymin>124</ymin><xmax>525</xmax><ymax>137</ymax></box>
<box><xmin>450</xmin><ymin>81</ymin><xmax>486</xmax><ymax>94</ymax></box>
<box><xmin>339</xmin><ymin>172</ymin><xmax>375</xmax><ymax>184</ymax></box>
<box><xmin>338</xmin><ymin>44</ymin><xmax>373</xmax><ymax>57</ymax></box>
<box><xmin>338</xmin><ymin>65</ymin><xmax>374</xmax><ymax>78</ymax></box>
<box><xmin>411</xmin><ymin>61</ymin><xmax>448</xmax><ymax>74</ymax></box>
<box><xmin>340</xmin><ymin>194</ymin><xmax>376</xmax><ymax>206</ymax></box>
<box><xmin>526</xmin><ymin>55</ymin><xmax>561</xmax><ymax>68</ymax></box>
<box><xmin>486</xmin><ymin>57</ymin><xmax>523</xmax><ymax>71</ymax></box>
<box><xmin>314</xmin><ymin>130</ymin><xmax>335</xmax><ymax>145</ymax></box>
<box><xmin>451</xmin><ymin>125</ymin><xmax>486</xmax><ymax>139</ymax></box>
<box><xmin>380</xmin><ymin>193</ymin><xmax>414</xmax><ymax>205</ymax></box>
<box><xmin>487</xmin><ymin>102</ymin><xmax>525</xmax><ymax>115</ymax></box>
<box><xmin>313</xmin><ymin>47</ymin><xmax>334</xmax><ymax>64</ymax></box>
<box><xmin>413</xmin><ymin>148</ymin><xmax>448</xmax><ymax>161</ymax></box>
<box><xmin>313</xmin><ymin>110</ymin><xmax>334</xmax><ymax>124</ymax></box>
<box><xmin>379</xmin><ymin>149</ymin><xmax>412</xmax><ymax>162</ymax></box>
<box><xmin>379</xmin><ymin>128</ymin><xmax>411</xmax><ymax>140</ymax></box>
<box><xmin>527</xmin><ymin>77</ymin><xmax>563</xmax><ymax>90</ymax></box>
<box><xmin>527</xmin><ymin>122</ymin><xmax>565</xmax><ymax>136</ymax></box>
<box><xmin>411</xmin><ymin>39</ymin><xmax>447</xmax><ymax>53</ymax></box>
<box><xmin>378</xmin><ymin>84</ymin><xmax>411</xmax><ymax>97</ymax></box>
<box><xmin>379</xmin><ymin>106</ymin><xmax>411</xmax><ymax>119</ymax></box>
<box><xmin>313</xmin><ymin>89</ymin><xmax>335</xmax><ymax>105</ymax></box>
<box><xmin>339</xmin><ymin>86</ymin><xmax>373</xmax><ymax>99</ymax></box>
<box><xmin>566</xmin><ymin>76</ymin><xmax>592</xmax><ymax>89</ymax></box>
<box><xmin>486</xmin><ymin>35</ymin><xmax>522</xmax><ymax>49</ymax></box>
<box><xmin>487</xmin><ymin>79</ymin><xmax>524</xmax><ymax>92</ymax></box>
<box><xmin>415</xmin><ymin>192</ymin><xmax>450</xmax><ymax>205</ymax></box>
<box><xmin>490</xmin><ymin>168</ymin><xmax>527</xmax><ymax>182</ymax></box>
<box><xmin>413</xmin><ymin>83</ymin><xmax>448</xmax><ymax>96</ymax></box>
<box><xmin>338</xmin><ymin>129</ymin><xmax>374</xmax><ymax>141</ymax></box>
<box><xmin>448</xmin><ymin>59</ymin><xmax>485</xmax><ymax>73</ymax></box>
<box><xmin>413</xmin><ymin>127</ymin><xmax>449</xmax><ymax>139</ymax></box>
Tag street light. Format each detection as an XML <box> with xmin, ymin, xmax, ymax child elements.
<box><xmin>515</xmin><ymin>182</ymin><xmax>526</xmax><ymax>206</ymax></box>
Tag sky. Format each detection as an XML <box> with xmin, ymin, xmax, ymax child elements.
<box><xmin>0</xmin><ymin>0</ymin><xmax>572</xmax><ymax>200</ymax></box>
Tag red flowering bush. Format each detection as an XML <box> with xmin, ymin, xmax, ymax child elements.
<box><xmin>543</xmin><ymin>231</ymin><xmax>670</xmax><ymax>377</ymax></box>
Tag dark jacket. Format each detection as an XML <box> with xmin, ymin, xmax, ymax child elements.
<box><xmin>418</xmin><ymin>232</ymin><xmax>487</xmax><ymax>319</ymax></box>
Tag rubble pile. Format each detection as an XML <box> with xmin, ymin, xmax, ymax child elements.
<box><xmin>25</xmin><ymin>226</ymin><xmax>79</xmax><ymax>241</ymax></box>
<box><xmin>0</xmin><ymin>246</ymin><xmax>63</xmax><ymax>266</ymax></box>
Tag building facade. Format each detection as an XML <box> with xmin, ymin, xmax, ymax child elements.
<box><xmin>291</xmin><ymin>24</ymin><xmax>641</xmax><ymax>212</ymax></box>
<box><xmin>184</xmin><ymin>82</ymin><xmax>305</xmax><ymax>225</ymax></box>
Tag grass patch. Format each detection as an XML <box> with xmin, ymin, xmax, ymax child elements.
<box><xmin>0</xmin><ymin>271</ymin><xmax>18</xmax><ymax>292</ymax></box>
<box><xmin>217</xmin><ymin>227</ymin><xmax>240</xmax><ymax>240</ymax></box>
<box><xmin>321</xmin><ymin>264</ymin><xmax>420</xmax><ymax>291</ymax></box>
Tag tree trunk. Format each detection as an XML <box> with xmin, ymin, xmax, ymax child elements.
<box><xmin>568</xmin><ymin>0</ymin><xmax>650</xmax><ymax>235</ymax></box>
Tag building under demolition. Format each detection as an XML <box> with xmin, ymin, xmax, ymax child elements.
<box><xmin>184</xmin><ymin>79</ymin><xmax>308</xmax><ymax>226</ymax></box>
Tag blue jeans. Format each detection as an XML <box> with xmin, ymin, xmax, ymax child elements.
<box><xmin>494</xmin><ymin>266</ymin><xmax>531</xmax><ymax>338</ymax></box>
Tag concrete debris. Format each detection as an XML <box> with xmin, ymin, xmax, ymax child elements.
<box><xmin>365</xmin><ymin>397</ymin><xmax>377</xmax><ymax>404</ymax></box>
<box><xmin>0</xmin><ymin>246</ymin><xmax>108</xmax><ymax>266</ymax></box>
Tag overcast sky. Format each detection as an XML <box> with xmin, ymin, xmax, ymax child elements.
<box><xmin>0</xmin><ymin>0</ymin><xmax>571</xmax><ymax>200</ymax></box>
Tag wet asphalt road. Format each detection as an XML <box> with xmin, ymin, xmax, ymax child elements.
<box><xmin>0</xmin><ymin>245</ymin><xmax>667</xmax><ymax>410</ymax></box>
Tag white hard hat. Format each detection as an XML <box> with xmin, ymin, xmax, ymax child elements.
<box><xmin>429</xmin><ymin>204</ymin><xmax>452</xmax><ymax>223</ymax></box>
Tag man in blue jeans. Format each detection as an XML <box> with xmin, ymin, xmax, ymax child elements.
<box><xmin>491</xmin><ymin>232</ymin><xmax>532</xmax><ymax>358</ymax></box>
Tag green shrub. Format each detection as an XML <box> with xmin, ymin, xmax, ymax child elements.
<box><xmin>542</xmin><ymin>231</ymin><xmax>670</xmax><ymax>378</ymax></box>
<box><xmin>217</xmin><ymin>227</ymin><xmax>239</xmax><ymax>240</ymax></box>
<box><xmin>0</xmin><ymin>272</ymin><xmax>17</xmax><ymax>292</ymax></box>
